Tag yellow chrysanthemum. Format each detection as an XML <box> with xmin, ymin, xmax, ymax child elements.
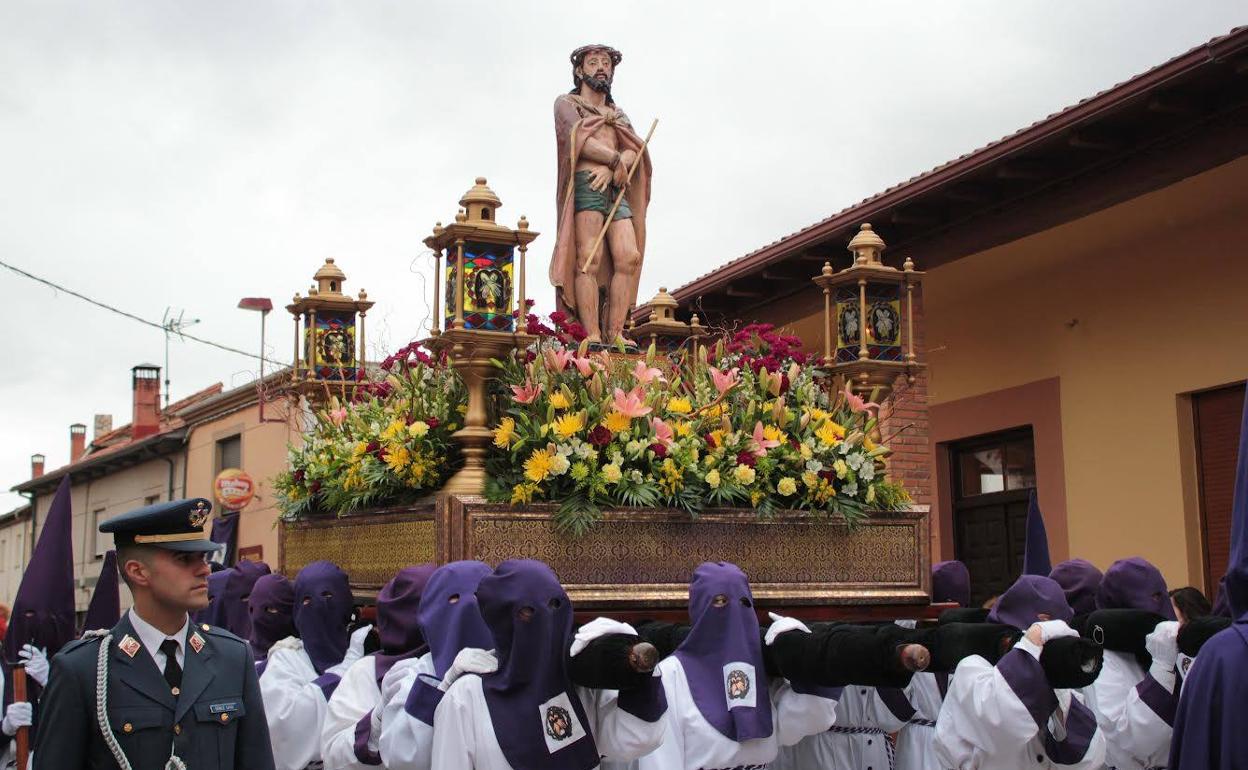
<box><xmin>816</xmin><ymin>420</ymin><xmax>846</xmax><ymax>446</ymax></box>
<box><xmin>603</xmin><ymin>411</ymin><xmax>631</xmax><ymax>433</ymax></box>
<box><xmin>834</xmin><ymin>459</ymin><xmax>849</xmax><ymax>479</ymax></box>
<box><xmin>408</xmin><ymin>421</ymin><xmax>429</xmax><ymax>438</ymax></box>
<box><xmin>673</xmin><ymin>420</ymin><xmax>693</xmax><ymax>438</ymax></box>
<box><xmin>666</xmin><ymin>397</ymin><xmax>692</xmax><ymax>415</ymax></box>
<box><xmin>553</xmin><ymin>412</ymin><xmax>585</xmax><ymax>439</ymax></box>
<box><xmin>351</xmin><ymin>441</ymin><xmax>369</xmax><ymax>460</ymax></box>
<box><xmin>601</xmin><ymin>463</ymin><xmax>623</xmax><ymax>484</ymax></box>
<box><xmin>763</xmin><ymin>425</ymin><xmax>785</xmax><ymax>443</ymax></box>
<box><xmin>493</xmin><ymin>417</ymin><xmax>517</xmax><ymax>449</ymax></box>
<box><xmin>705</xmin><ymin>469</ymin><xmax>721</xmax><ymax>489</ymax></box>
<box><xmin>549</xmin><ymin>391</ymin><xmax>572</xmax><ymax>410</ymax></box>
<box><xmin>802</xmin><ymin>470</ymin><xmax>819</xmax><ymax>488</ymax></box>
<box><xmin>524</xmin><ymin>448</ymin><xmax>555</xmax><ymax>482</ymax></box>
<box><xmin>384</xmin><ymin>444</ymin><xmax>411</xmax><ymax>473</ymax></box>
<box><xmin>864</xmin><ymin>436</ymin><xmax>878</xmax><ymax>452</ymax></box>
<box><xmin>381</xmin><ymin>419</ymin><xmax>406</xmax><ymax>441</ymax></box>
<box><xmin>799</xmin><ymin>442</ymin><xmax>813</xmax><ymax>460</ymax></box>
<box><xmin>777</xmin><ymin>477</ymin><xmax>798</xmax><ymax>496</ymax></box>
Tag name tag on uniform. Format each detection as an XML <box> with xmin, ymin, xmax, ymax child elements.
<box><xmin>209</xmin><ymin>702</ymin><xmax>240</xmax><ymax>714</ymax></box>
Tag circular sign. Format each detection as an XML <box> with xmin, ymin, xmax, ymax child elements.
<box><xmin>214</xmin><ymin>468</ymin><xmax>255</xmax><ymax>512</ymax></box>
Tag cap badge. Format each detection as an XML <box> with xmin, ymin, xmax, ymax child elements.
<box><xmin>188</xmin><ymin>501</ymin><xmax>209</xmax><ymax>528</ymax></box>
<box><xmin>190</xmin><ymin>632</ymin><xmax>205</xmax><ymax>654</ymax></box>
<box><xmin>119</xmin><ymin>635</ymin><xmax>141</xmax><ymax>658</ymax></box>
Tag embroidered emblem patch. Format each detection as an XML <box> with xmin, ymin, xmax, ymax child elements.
<box><xmin>189</xmin><ymin>633</ymin><xmax>205</xmax><ymax>654</ymax></box>
<box><xmin>188</xmin><ymin>501</ymin><xmax>209</xmax><ymax>528</ymax></box>
<box><xmin>537</xmin><ymin>692</ymin><xmax>585</xmax><ymax>754</ymax></box>
<box><xmin>1178</xmin><ymin>653</ymin><xmax>1194</xmax><ymax>677</ymax></box>
<box><xmin>722</xmin><ymin>661</ymin><xmax>757</xmax><ymax>709</ymax></box>
<box><xmin>119</xmin><ymin>635</ymin><xmax>141</xmax><ymax>658</ymax></box>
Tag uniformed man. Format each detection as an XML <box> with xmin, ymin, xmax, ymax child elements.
<box><xmin>34</xmin><ymin>498</ymin><xmax>275</xmax><ymax>769</ymax></box>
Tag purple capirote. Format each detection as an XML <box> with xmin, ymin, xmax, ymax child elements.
<box><xmin>219</xmin><ymin>559</ymin><xmax>272</xmax><ymax>639</ymax></box>
<box><xmin>987</xmin><ymin>574</ymin><xmax>1073</xmax><ymax>631</ymax></box>
<box><xmin>475</xmin><ymin>559</ymin><xmax>600</xmax><ymax>770</ymax></box>
<box><xmin>674</xmin><ymin>561</ymin><xmax>774</xmax><ymax>742</ymax></box>
<box><xmin>248</xmin><ymin>573</ymin><xmax>295</xmax><ymax>659</ymax></box>
<box><xmin>373</xmin><ymin>564</ymin><xmax>435</xmax><ymax>684</ymax></box>
<box><xmin>932</xmin><ymin>560</ymin><xmax>971</xmax><ymax>608</ymax></box>
<box><xmin>5</xmin><ymin>476</ymin><xmax>77</xmax><ymax>661</ymax></box>
<box><xmin>1095</xmin><ymin>557</ymin><xmax>1176</xmax><ymax>620</ymax></box>
<box><xmin>292</xmin><ymin>560</ymin><xmax>355</xmax><ymax>674</ymax></box>
<box><xmin>417</xmin><ymin>560</ymin><xmax>495</xmax><ymax>678</ymax></box>
<box><xmin>1049</xmin><ymin>558</ymin><xmax>1103</xmax><ymax>616</ymax></box>
<box><xmin>82</xmin><ymin>549</ymin><xmax>121</xmax><ymax>633</ymax></box>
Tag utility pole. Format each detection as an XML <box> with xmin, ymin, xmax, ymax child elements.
<box><xmin>161</xmin><ymin>308</ymin><xmax>201</xmax><ymax>409</ymax></box>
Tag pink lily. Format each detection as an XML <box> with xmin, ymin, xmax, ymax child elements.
<box><xmin>650</xmin><ymin>417</ymin><xmax>675</xmax><ymax>446</ymax></box>
<box><xmin>571</xmin><ymin>355</ymin><xmax>599</xmax><ymax>378</ymax></box>
<box><xmin>544</xmin><ymin>348</ymin><xmax>573</xmax><ymax>373</ymax></box>
<box><xmin>751</xmin><ymin>421</ymin><xmax>780</xmax><ymax>456</ymax></box>
<box><xmin>632</xmin><ymin>360</ymin><xmax>666</xmax><ymax>385</ymax></box>
<box><xmin>709</xmin><ymin>365</ymin><xmax>740</xmax><ymax>395</ymax></box>
<box><xmin>511</xmin><ymin>380</ymin><xmax>543</xmax><ymax>404</ymax></box>
<box><xmin>612</xmin><ymin>387</ymin><xmax>653</xmax><ymax>418</ymax></box>
<box><xmin>327</xmin><ymin>407</ymin><xmax>348</xmax><ymax>426</ymax></box>
<box><xmin>843</xmin><ymin>385</ymin><xmax>881</xmax><ymax>414</ymax></box>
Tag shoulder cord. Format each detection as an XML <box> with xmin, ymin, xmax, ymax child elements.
<box><xmin>91</xmin><ymin>632</ymin><xmax>188</xmax><ymax>770</ymax></box>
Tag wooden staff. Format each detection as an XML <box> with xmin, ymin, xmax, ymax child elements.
<box><xmin>579</xmin><ymin>118</ymin><xmax>658</xmax><ymax>274</ymax></box>
<box><xmin>13</xmin><ymin>665</ymin><xmax>28</xmax><ymax>770</ymax></box>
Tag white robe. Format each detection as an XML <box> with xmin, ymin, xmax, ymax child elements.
<box><xmin>1081</xmin><ymin>650</ymin><xmax>1176</xmax><ymax>770</ymax></box>
<box><xmin>893</xmin><ymin>672</ymin><xmax>947</xmax><ymax>770</ymax></box>
<box><xmin>430</xmin><ymin>672</ymin><xmax>669</xmax><ymax>770</ymax></box>
<box><xmin>321</xmin><ymin>651</ymin><xmax>433</xmax><ymax>770</ymax></box>
<box><xmin>638</xmin><ymin>655</ymin><xmax>839</xmax><ymax>770</ymax></box>
<box><xmin>933</xmin><ymin>640</ymin><xmax>1106</xmax><ymax>770</ymax></box>
<box><xmin>374</xmin><ymin>655</ymin><xmax>441</xmax><ymax>770</ymax></box>
<box><xmin>774</xmin><ymin>685</ymin><xmax>905</xmax><ymax>770</ymax></box>
<box><xmin>259</xmin><ymin>637</ymin><xmax>359</xmax><ymax>770</ymax></box>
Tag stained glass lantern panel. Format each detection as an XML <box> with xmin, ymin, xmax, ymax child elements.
<box><xmin>445</xmin><ymin>241</ymin><xmax>515</xmax><ymax>332</ymax></box>
<box><xmin>305</xmin><ymin>310</ymin><xmax>358</xmax><ymax>380</ymax></box>
<box><xmin>834</xmin><ymin>283</ymin><xmax>902</xmax><ymax>363</ymax></box>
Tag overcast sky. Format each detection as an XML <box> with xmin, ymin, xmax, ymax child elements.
<box><xmin>1</xmin><ymin>1</ymin><xmax>1243</xmax><ymax>511</ymax></box>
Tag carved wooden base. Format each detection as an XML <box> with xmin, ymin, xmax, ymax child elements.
<box><xmin>281</xmin><ymin>496</ymin><xmax>931</xmax><ymax>610</ymax></box>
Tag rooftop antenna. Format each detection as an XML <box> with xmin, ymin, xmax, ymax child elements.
<box><xmin>161</xmin><ymin>307</ymin><xmax>201</xmax><ymax>409</ymax></box>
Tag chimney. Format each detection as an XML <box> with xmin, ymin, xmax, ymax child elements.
<box><xmin>70</xmin><ymin>423</ymin><xmax>87</xmax><ymax>463</ymax></box>
<box><xmin>93</xmin><ymin>414</ymin><xmax>113</xmax><ymax>439</ymax></box>
<box><xmin>131</xmin><ymin>364</ymin><xmax>162</xmax><ymax>439</ymax></box>
<box><xmin>30</xmin><ymin>453</ymin><xmax>45</xmax><ymax>479</ymax></box>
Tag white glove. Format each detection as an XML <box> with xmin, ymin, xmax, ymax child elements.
<box><xmin>379</xmin><ymin>658</ymin><xmax>423</xmax><ymax>706</ymax></box>
<box><xmin>570</xmin><ymin>617</ymin><xmax>638</xmax><ymax>657</ymax></box>
<box><xmin>765</xmin><ymin>612</ymin><xmax>811</xmax><ymax>646</ymax></box>
<box><xmin>19</xmin><ymin>645</ymin><xmax>49</xmax><ymax>688</ymax></box>
<box><xmin>438</xmin><ymin>647</ymin><xmax>498</xmax><ymax>692</ymax></box>
<box><xmin>1145</xmin><ymin>620</ymin><xmax>1179</xmax><ymax>669</ymax></box>
<box><xmin>341</xmin><ymin>624</ymin><xmax>372</xmax><ymax>668</ymax></box>
<box><xmin>368</xmin><ymin>705</ymin><xmax>384</xmax><ymax>747</ymax></box>
<box><xmin>1</xmin><ymin>702</ymin><xmax>32</xmax><ymax>737</ymax></box>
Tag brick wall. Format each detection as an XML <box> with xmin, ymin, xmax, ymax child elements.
<box><xmin>877</xmin><ymin>287</ymin><xmax>932</xmax><ymax>529</ymax></box>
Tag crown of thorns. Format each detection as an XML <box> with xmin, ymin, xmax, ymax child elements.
<box><xmin>570</xmin><ymin>45</ymin><xmax>622</xmax><ymax>68</ymax></box>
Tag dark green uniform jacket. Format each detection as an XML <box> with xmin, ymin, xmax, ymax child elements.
<box><xmin>34</xmin><ymin>613</ymin><xmax>275</xmax><ymax>769</ymax></box>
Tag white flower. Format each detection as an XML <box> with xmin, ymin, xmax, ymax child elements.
<box><xmin>859</xmin><ymin>462</ymin><xmax>875</xmax><ymax>481</ymax></box>
<box><xmin>555</xmin><ymin>443</ymin><xmax>574</xmax><ymax>457</ymax></box>
<box><xmin>550</xmin><ymin>454</ymin><xmax>570</xmax><ymax>476</ymax></box>
<box><xmin>843</xmin><ymin>482</ymin><xmax>859</xmax><ymax>497</ymax></box>
<box><xmin>846</xmin><ymin>453</ymin><xmax>864</xmax><ymax>471</ymax></box>
<box><xmin>630</xmin><ymin>469</ymin><xmax>644</xmax><ymax>483</ymax></box>
<box><xmin>805</xmin><ymin>460</ymin><xmax>824</xmax><ymax>473</ymax></box>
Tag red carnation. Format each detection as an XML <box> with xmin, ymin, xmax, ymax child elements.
<box><xmin>650</xmin><ymin>443</ymin><xmax>668</xmax><ymax>459</ymax></box>
<box><xmin>426</xmin><ymin>417</ymin><xmax>440</xmax><ymax>429</ymax></box>
<box><xmin>588</xmin><ymin>425</ymin><xmax>612</xmax><ymax>448</ymax></box>
<box><xmin>704</xmin><ymin>433</ymin><xmax>718</xmax><ymax>449</ymax></box>
<box><xmin>736</xmin><ymin>451</ymin><xmax>757</xmax><ymax>468</ymax></box>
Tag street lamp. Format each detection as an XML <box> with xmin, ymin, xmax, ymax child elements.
<box><xmin>237</xmin><ymin>297</ymin><xmax>280</xmax><ymax>422</ymax></box>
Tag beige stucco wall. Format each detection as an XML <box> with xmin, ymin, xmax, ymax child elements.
<box><xmin>184</xmin><ymin>402</ymin><xmax>301</xmax><ymax>568</ymax></box>
<box><xmin>749</xmin><ymin>155</ymin><xmax>1248</xmax><ymax>592</ymax></box>
<box><xmin>922</xmin><ymin>155</ymin><xmax>1248</xmax><ymax>590</ymax></box>
<box><xmin>0</xmin><ymin>514</ymin><xmax>31</xmax><ymax>609</ymax></box>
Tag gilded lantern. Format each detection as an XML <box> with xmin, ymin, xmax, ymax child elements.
<box><xmin>286</xmin><ymin>258</ymin><xmax>375</xmax><ymax>385</ymax></box>
<box><xmin>812</xmin><ymin>223</ymin><xmax>923</xmax><ymax>398</ymax></box>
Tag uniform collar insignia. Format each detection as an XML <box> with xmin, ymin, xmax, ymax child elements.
<box><xmin>118</xmin><ymin>634</ymin><xmax>141</xmax><ymax>658</ymax></box>
<box><xmin>189</xmin><ymin>632</ymin><xmax>205</xmax><ymax>654</ymax></box>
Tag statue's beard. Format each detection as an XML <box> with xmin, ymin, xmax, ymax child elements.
<box><xmin>585</xmin><ymin>73</ymin><xmax>612</xmax><ymax>96</ymax></box>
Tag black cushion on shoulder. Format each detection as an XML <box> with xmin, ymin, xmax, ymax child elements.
<box><xmin>926</xmin><ymin>622</ymin><xmax>1022</xmax><ymax>672</ymax></box>
<box><xmin>1177</xmin><ymin>615</ymin><xmax>1232</xmax><ymax>657</ymax></box>
<box><xmin>1076</xmin><ymin>608</ymin><xmax>1165</xmax><ymax>666</ymax></box>
<box><xmin>1040</xmin><ymin>636</ymin><xmax>1103</xmax><ymax>689</ymax></box>
<box><xmin>938</xmin><ymin>607</ymin><xmax>991</xmax><ymax>625</ymax></box>
<box><xmin>567</xmin><ymin>633</ymin><xmax>652</xmax><ymax>690</ymax></box>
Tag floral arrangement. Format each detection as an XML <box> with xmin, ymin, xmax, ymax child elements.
<box><xmin>486</xmin><ymin>320</ymin><xmax>911</xmax><ymax>534</ymax></box>
<box><xmin>274</xmin><ymin>343</ymin><xmax>466</xmax><ymax>517</ymax></box>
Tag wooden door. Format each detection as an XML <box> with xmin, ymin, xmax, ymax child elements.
<box><xmin>951</xmin><ymin>428</ymin><xmax>1037</xmax><ymax>607</ymax></box>
<box><xmin>1193</xmin><ymin>383</ymin><xmax>1246</xmax><ymax>594</ymax></box>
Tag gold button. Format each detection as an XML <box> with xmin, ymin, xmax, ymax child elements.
<box><xmin>171</xmin><ymin>687</ymin><xmax>180</xmax><ymax>696</ymax></box>
<box><xmin>202</xmin><ymin>624</ymin><xmax>211</xmax><ymax>631</ymax></box>
<box><xmin>122</xmin><ymin>723</ymin><xmax>133</xmax><ymax>733</ymax></box>
<box><xmin>220</xmin><ymin>713</ymin><xmax>230</xmax><ymax>723</ymax></box>
<box><xmin>174</xmin><ymin>724</ymin><xmax>182</xmax><ymax>735</ymax></box>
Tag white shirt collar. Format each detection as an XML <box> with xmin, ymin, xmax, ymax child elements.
<box><xmin>128</xmin><ymin>607</ymin><xmax>189</xmax><ymax>661</ymax></box>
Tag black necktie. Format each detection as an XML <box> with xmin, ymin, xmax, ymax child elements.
<box><xmin>160</xmin><ymin>639</ymin><xmax>182</xmax><ymax>691</ymax></box>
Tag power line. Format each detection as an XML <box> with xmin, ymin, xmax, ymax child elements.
<box><xmin>0</xmin><ymin>257</ymin><xmax>278</xmax><ymax>365</ymax></box>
